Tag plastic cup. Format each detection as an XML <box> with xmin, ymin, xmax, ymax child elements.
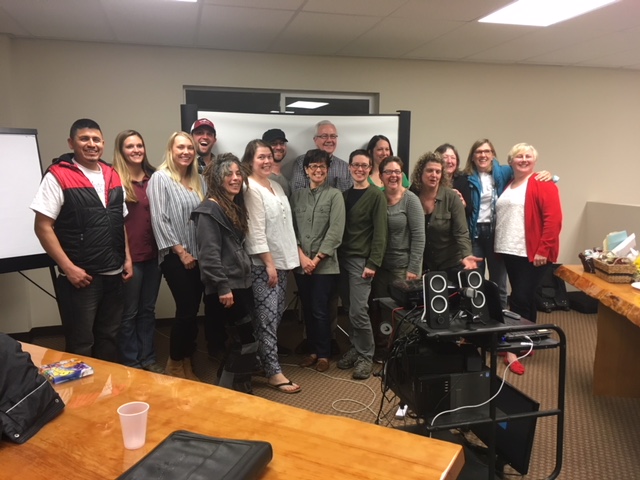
<box><xmin>117</xmin><ymin>401</ymin><xmax>149</xmax><ymax>450</ymax></box>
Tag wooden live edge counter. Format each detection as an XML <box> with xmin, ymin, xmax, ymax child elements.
<box><xmin>0</xmin><ymin>343</ymin><xmax>464</xmax><ymax>480</ymax></box>
<box><xmin>555</xmin><ymin>265</ymin><xmax>640</xmax><ymax>397</ymax></box>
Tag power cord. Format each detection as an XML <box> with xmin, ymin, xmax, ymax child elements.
<box><xmin>429</xmin><ymin>337</ymin><xmax>535</xmax><ymax>430</ymax></box>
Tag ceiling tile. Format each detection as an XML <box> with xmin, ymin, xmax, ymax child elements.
<box><xmin>303</xmin><ymin>0</ymin><xmax>405</xmax><ymax>16</ymax></box>
<box><xmin>405</xmin><ymin>22</ymin><xmax>527</xmax><ymax>61</ymax></box>
<box><xmin>0</xmin><ymin>0</ymin><xmax>114</xmax><ymax>41</ymax></box>
<box><xmin>0</xmin><ymin>6</ymin><xmax>29</xmax><ymax>36</ymax></box>
<box><xmin>102</xmin><ymin>1</ymin><xmax>199</xmax><ymax>46</ymax></box>
<box><xmin>202</xmin><ymin>0</ymin><xmax>303</xmax><ymax>8</ymax></box>
<box><xmin>269</xmin><ymin>12</ymin><xmax>379</xmax><ymax>55</ymax></box>
<box><xmin>197</xmin><ymin>5</ymin><xmax>294</xmax><ymax>51</ymax></box>
<box><xmin>391</xmin><ymin>0</ymin><xmax>509</xmax><ymax>22</ymax></box>
<box><xmin>339</xmin><ymin>17</ymin><xmax>460</xmax><ymax>58</ymax></box>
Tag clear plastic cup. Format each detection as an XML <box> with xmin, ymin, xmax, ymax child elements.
<box><xmin>117</xmin><ymin>401</ymin><xmax>149</xmax><ymax>450</ymax></box>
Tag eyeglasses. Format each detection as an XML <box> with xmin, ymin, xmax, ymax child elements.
<box><xmin>474</xmin><ymin>149</ymin><xmax>493</xmax><ymax>155</ymax></box>
<box><xmin>307</xmin><ymin>164</ymin><xmax>328</xmax><ymax>171</ymax></box>
<box><xmin>315</xmin><ymin>134</ymin><xmax>338</xmax><ymax>140</ymax></box>
<box><xmin>350</xmin><ymin>163</ymin><xmax>371</xmax><ymax>170</ymax></box>
<box><xmin>271</xmin><ymin>141</ymin><xmax>286</xmax><ymax>147</ymax></box>
<box><xmin>382</xmin><ymin>169</ymin><xmax>402</xmax><ymax>176</ymax></box>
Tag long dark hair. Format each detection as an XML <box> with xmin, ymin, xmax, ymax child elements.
<box><xmin>203</xmin><ymin>153</ymin><xmax>248</xmax><ymax>233</ymax></box>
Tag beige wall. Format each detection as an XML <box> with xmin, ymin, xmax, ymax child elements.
<box><xmin>2</xmin><ymin>35</ymin><xmax>640</xmax><ymax>332</ymax></box>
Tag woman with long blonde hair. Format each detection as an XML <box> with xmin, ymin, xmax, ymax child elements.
<box><xmin>148</xmin><ymin>131</ymin><xmax>205</xmax><ymax>380</ymax></box>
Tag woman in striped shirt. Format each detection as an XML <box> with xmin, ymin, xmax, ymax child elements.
<box><xmin>148</xmin><ymin>131</ymin><xmax>205</xmax><ymax>381</ymax></box>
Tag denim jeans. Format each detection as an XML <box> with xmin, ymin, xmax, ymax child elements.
<box><xmin>472</xmin><ymin>223</ymin><xmax>508</xmax><ymax>308</ymax></box>
<box><xmin>295</xmin><ymin>273</ymin><xmax>338</xmax><ymax>359</ymax></box>
<box><xmin>160</xmin><ymin>252</ymin><xmax>203</xmax><ymax>360</ymax></box>
<box><xmin>117</xmin><ymin>259</ymin><xmax>162</xmax><ymax>368</ymax></box>
<box><xmin>56</xmin><ymin>273</ymin><xmax>124</xmax><ymax>362</ymax></box>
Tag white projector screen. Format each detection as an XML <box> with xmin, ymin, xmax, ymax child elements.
<box><xmin>194</xmin><ymin>111</ymin><xmax>405</xmax><ymax>180</ymax></box>
<box><xmin>0</xmin><ymin>128</ymin><xmax>53</xmax><ymax>273</ymax></box>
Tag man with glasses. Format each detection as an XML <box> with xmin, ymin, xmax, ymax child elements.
<box><xmin>262</xmin><ymin>128</ymin><xmax>291</xmax><ymax>197</ymax></box>
<box><xmin>337</xmin><ymin>149</ymin><xmax>387</xmax><ymax>380</ymax></box>
<box><xmin>291</xmin><ymin>120</ymin><xmax>352</xmax><ymax>193</ymax></box>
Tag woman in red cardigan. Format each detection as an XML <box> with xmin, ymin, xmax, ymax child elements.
<box><xmin>494</xmin><ymin>143</ymin><xmax>562</xmax><ymax>374</ymax></box>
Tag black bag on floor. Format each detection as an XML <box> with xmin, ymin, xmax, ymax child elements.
<box><xmin>0</xmin><ymin>334</ymin><xmax>65</xmax><ymax>444</ymax></box>
<box><xmin>535</xmin><ymin>263</ymin><xmax>570</xmax><ymax>313</ymax></box>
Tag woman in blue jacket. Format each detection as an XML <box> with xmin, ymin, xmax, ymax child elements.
<box><xmin>463</xmin><ymin>139</ymin><xmax>552</xmax><ymax>309</ymax></box>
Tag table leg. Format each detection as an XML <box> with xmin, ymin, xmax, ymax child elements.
<box><xmin>593</xmin><ymin>304</ymin><xmax>640</xmax><ymax>397</ymax></box>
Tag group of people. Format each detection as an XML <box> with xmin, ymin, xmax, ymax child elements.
<box><xmin>30</xmin><ymin>117</ymin><xmax>561</xmax><ymax>398</ymax></box>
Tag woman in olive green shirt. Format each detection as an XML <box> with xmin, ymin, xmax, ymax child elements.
<box><xmin>410</xmin><ymin>152</ymin><xmax>481</xmax><ymax>280</ymax></box>
<box><xmin>291</xmin><ymin>149</ymin><xmax>346</xmax><ymax>372</ymax></box>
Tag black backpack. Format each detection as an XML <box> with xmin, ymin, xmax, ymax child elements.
<box><xmin>535</xmin><ymin>263</ymin><xmax>570</xmax><ymax>313</ymax></box>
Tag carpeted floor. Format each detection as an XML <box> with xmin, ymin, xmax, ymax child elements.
<box><xmin>30</xmin><ymin>308</ymin><xmax>640</xmax><ymax>479</ymax></box>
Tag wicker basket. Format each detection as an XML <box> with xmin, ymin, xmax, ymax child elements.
<box><xmin>592</xmin><ymin>258</ymin><xmax>636</xmax><ymax>284</ymax></box>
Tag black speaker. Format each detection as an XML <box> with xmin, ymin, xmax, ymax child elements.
<box><xmin>424</xmin><ymin>272</ymin><xmax>451</xmax><ymax>329</ymax></box>
<box><xmin>457</xmin><ymin>270</ymin><xmax>489</xmax><ymax>322</ymax></box>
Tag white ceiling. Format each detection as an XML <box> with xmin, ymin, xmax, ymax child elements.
<box><xmin>1</xmin><ymin>0</ymin><xmax>640</xmax><ymax>70</ymax></box>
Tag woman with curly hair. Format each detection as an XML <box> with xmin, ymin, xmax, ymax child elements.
<box><xmin>411</xmin><ymin>151</ymin><xmax>480</xmax><ymax>280</ymax></box>
<box><xmin>192</xmin><ymin>153</ymin><xmax>257</xmax><ymax>393</ymax></box>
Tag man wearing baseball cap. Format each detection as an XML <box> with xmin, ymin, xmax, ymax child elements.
<box><xmin>262</xmin><ymin>128</ymin><xmax>290</xmax><ymax>197</ymax></box>
<box><xmin>190</xmin><ymin>118</ymin><xmax>217</xmax><ymax>173</ymax></box>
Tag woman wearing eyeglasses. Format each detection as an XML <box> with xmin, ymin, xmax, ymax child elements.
<box><xmin>371</xmin><ymin>156</ymin><xmax>424</xmax><ymax>362</ymax></box>
<box><xmin>463</xmin><ymin>139</ymin><xmax>552</xmax><ymax>309</ymax></box>
<box><xmin>365</xmin><ymin>134</ymin><xmax>410</xmax><ymax>189</ymax></box>
<box><xmin>291</xmin><ymin>149</ymin><xmax>345</xmax><ymax>373</ymax></box>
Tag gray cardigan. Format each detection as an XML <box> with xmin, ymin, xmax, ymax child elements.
<box><xmin>291</xmin><ymin>183</ymin><xmax>346</xmax><ymax>275</ymax></box>
<box><xmin>191</xmin><ymin>199</ymin><xmax>252</xmax><ymax>296</ymax></box>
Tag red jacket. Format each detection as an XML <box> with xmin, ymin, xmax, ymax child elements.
<box><xmin>524</xmin><ymin>176</ymin><xmax>562</xmax><ymax>263</ymax></box>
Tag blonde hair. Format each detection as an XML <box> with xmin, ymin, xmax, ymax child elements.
<box><xmin>159</xmin><ymin>131</ymin><xmax>204</xmax><ymax>200</ymax></box>
<box><xmin>507</xmin><ymin>143</ymin><xmax>538</xmax><ymax>164</ymax></box>
<box><xmin>112</xmin><ymin>130</ymin><xmax>155</xmax><ymax>203</ymax></box>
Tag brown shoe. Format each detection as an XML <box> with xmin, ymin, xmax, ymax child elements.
<box><xmin>299</xmin><ymin>355</ymin><xmax>317</xmax><ymax>368</ymax></box>
<box><xmin>165</xmin><ymin>358</ymin><xmax>186</xmax><ymax>379</ymax></box>
<box><xmin>182</xmin><ymin>357</ymin><xmax>201</xmax><ymax>382</ymax></box>
<box><xmin>316</xmin><ymin>358</ymin><xmax>330</xmax><ymax>372</ymax></box>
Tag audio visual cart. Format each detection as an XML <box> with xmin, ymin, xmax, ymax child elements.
<box><xmin>377</xmin><ymin>298</ymin><xmax>566</xmax><ymax>480</ymax></box>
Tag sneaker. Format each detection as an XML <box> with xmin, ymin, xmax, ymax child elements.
<box><xmin>337</xmin><ymin>348</ymin><xmax>359</xmax><ymax>370</ymax></box>
<box><xmin>352</xmin><ymin>356</ymin><xmax>373</xmax><ymax>380</ymax></box>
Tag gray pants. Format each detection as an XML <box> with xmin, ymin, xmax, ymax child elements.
<box><xmin>340</xmin><ymin>256</ymin><xmax>374</xmax><ymax>361</ymax></box>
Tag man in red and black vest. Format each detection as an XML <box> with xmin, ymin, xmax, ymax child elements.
<box><xmin>31</xmin><ymin>119</ymin><xmax>132</xmax><ymax>361</ymax></box>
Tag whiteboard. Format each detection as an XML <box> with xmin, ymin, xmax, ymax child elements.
<box><xmin>0</xmin><ymin>128</ymin><xmax>53</xmax><ymax>273</ymax></box>
<box><xmin>196</xmin><ymin>111</ymin><xmax>402</xmax><ymax>180</ymax></box>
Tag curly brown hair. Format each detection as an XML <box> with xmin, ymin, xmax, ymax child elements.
<box><xmin>203</xmin><ymin>153</ymin><xmax>248</xmax><ymax>233</ymax></box>
<box><xmin>410</xmin><ymin>151</ymin><xmax>451</xmax><ymax>192</ymax></box>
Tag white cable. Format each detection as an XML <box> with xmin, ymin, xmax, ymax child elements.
<box><xmin>429</xmin><ymin>337</ymin><xmax>535</xmax><ymax>430</ymax></box>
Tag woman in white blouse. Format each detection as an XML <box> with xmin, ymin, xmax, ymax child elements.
<box><xmin>241</xmin><ymin>139</ymin><xmax>301</xmax><ymax>394</ymax></box>
<box><xmin>148</xmin><ymin>131</ymin><xmax>205</xmax><ymax>381</ymax></box>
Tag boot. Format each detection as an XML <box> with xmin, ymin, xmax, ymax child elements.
<box><xmin>165</xmin><ymin>358</ymin><xmax>186</xmax><ymax>378</ymax></box>
<box><xmin>182</xmin><ymin>357</ymin><xmax>201</xmax><ymax>382</ymax></box>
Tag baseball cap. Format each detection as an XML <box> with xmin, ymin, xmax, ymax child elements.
<box><xmin>191</xmin><ymin>118</ymin><xmax>216</xmax><ymax>134</ymax></box>
<box><xmin>262</xmin><ymin>128</ymin><xmax>288</xmax><ymax>143</ymax></box>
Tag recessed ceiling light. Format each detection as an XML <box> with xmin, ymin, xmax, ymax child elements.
<box><xmin>479</xmin><ymin>0</ymin><xmax>619</xmax><ymax>27</ymax></box>
<box><xmin>286</xmin><ymin>101</ymin><xmax>329</xmax><ymax>109</ymax></box>
<box><xmin>174</xmin><ymin>0</ymin><xmax>198</xmax><ymax>3</ymax></box>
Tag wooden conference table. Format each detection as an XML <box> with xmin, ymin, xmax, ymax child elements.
<box><xmin>1</xmin><ymin>343</ymin><xmax>464</xmax><ymax>479</ymax></box>
<box><xmin>556</xmin><ymin>264</ymin><xmax>640</xmax><ymax>397</ymax></box>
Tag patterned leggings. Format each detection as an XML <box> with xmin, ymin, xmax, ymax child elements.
<box><xmin>251</xmin><ymin>266</ymin><xmax>288</xmax><ymax>377</ymax></box>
